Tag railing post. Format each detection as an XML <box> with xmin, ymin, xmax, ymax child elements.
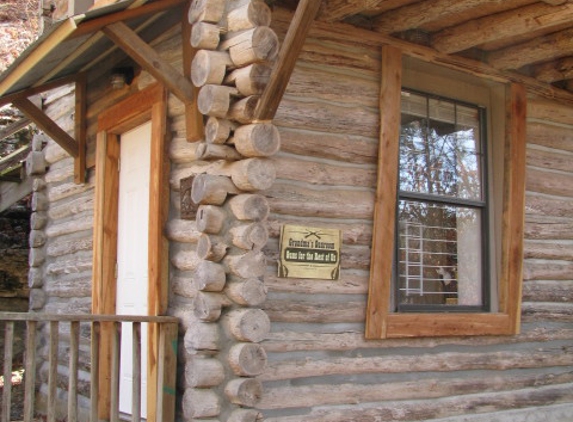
<box><xmin>110</xmin><ymin>321</ymin><xmax>121</xmax><ymax>422</ymax></box>
<box><xmin>90</xmin><ymin>321</ymin><xmax>100</xmax><ymax>422</ymax></box>
<box><xmin>68</xmin><ymin>321</ymin><xmax>80</xmax><ymax>422</ymax></box>
<box><xmin>23</xmin><ymin>320</ymin><xmax>37</xmax><ymax>422</ymax></box>
<box><xmin>2</xmin><ymin>321</ymin><xmax>14</xmax><ymax>422</ymax></box>
<box><xmin>156</xmin><ymin>322</ymin><xmax>178</xmax><ymax>422</ymax></box>
<box><xmin>48</xmin><ymin>321</ymin><xmax>59</xmax><ymax>422</ymax></box>
<box><xmin>131</xmin><ymin>322</ymin><xmax>141</xmax><ymax>422</ymax></box>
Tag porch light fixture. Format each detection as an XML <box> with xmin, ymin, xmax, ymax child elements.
<box><xmin>110</xmin><ymin>67</ymin><xmax>134</xmax><ymax>89</ymax></box>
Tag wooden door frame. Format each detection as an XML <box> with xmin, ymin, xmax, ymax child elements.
<box><xmin>92</xmin><ymin>83</ymin><xmax>169</xmax><ymax>422</ymax></box>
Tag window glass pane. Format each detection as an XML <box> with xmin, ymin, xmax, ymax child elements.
<box><xmin>397</xmin><ymin>200</ymin><xmax>483</xmax><ymax>307</ymax></box>
<box><xmin>400</xmin><ymin>92</ymin><xmax>483</xmax><ymax>201</ymax></box>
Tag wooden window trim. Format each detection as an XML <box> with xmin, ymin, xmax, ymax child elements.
<box><xmin>365</xmin><ymin>46</ymin><xmax>526</xmax><ymax>339</ymax></box>
<box><xmin>91</xmin><ymin>82</ymin><xmax>169</xmax><ymax>421</ymax></box>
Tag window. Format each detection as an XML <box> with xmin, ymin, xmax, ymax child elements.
<box><xmin>397</xmin><ymin>90</ymin><xmax>488</xmax><ymax>312</ymax></box>
<box><xmin>366</xmin><ymin>47</ymin><xmax>526</xmax><ymax>339</ymax></box>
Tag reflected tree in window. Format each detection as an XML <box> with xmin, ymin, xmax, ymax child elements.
<box><xmin>397</xmin><ymin>91</ymin><xmax>486</xmax><ymax>309</ymax></box>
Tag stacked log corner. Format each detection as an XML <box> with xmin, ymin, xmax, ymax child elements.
<box><xmin>184</xmin><ymin>1</ymin><xmax>278</xmax><ymax>420</ymax></box>
<box><xmin>28</xmin><ymin>132</ymin><xmax>49</xmax><ymax>311</ymax></box>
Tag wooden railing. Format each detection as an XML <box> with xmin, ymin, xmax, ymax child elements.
<box><xmin>0</xmin><ymin>312</ymin><xmax>179</xmax><ymax>422</ymax></box>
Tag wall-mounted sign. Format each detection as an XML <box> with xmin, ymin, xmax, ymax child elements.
<box><xmin>278</xmin><ymin>224</ymin><xmax>341</xmax><ymax>280</ymax></box>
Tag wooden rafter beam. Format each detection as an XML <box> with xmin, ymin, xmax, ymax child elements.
<box><xmin>433</xmin><ymin>2</ymin><xmax>573</xmax><ymax>54</ymax></box>
<box><xmin>372</xmin><ymin>0</ymin><xmax>531</xmax><ymax>34</ymax></box>
<box><xmin>74</xmin><ymin>73</ymin><xmax>87</xmax><ymax>184</ymax></box>
<box><xmin>318</xmin><ymin>0</ymin><xmax>416</xmax><ymax>23</ymax></box>
<box><xmin>532</xmin><ymin>57</ymin><xmax>573</xmax><ymax>83</ymax></box>
<box><xmin>102</xmin><ymin>21</ymin><xmax>194</xmax><ymax>104</ymax></box>
<box><xmin>488</xmin><ymin>27</ymin><xmax>573</xmax><ymax>70</ymax></box>
<box><xmin>12</xmin><ymin>97</ymin><xmax>79</xmax><ymax>158</ymax></box>
<box><xmin>254</xmin><ymin>0</ymin><xmax>323</xmax><ymax>121</ymax></box>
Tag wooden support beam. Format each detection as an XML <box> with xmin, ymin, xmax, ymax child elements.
<box><xmin>365</xmin><ymin>44</ymin><xmax>402</xmax><ymax>339</ymax></box>
<box><xmin>488</xmin><ymin>27</ymin><xmax>573</xmax><ymax>70</ymax></box>
<box><xmin>254</xmin><ymin>0</ymin><xmax>322</xmax><ymax>121</ymax></box>
<box><xmin>102</xmin><ymin>21</ymin><xmax>194</xmax><ymax>104</ymax></box>
<box><xmin>183</xmin><ymin>1</ymin><xmax>204</xmax><ymax>141</ymax></box>
<box><xmin>433</xmin><ymin>2</ymin><xmax>573</xmax><ymax>54</ymax></box>
<box><xmin>502</xmin><ymin>83</ymin><xmax>527</xmax><ymax>334</ymax></box>
<box><xmin>12</xmin><ymin>97</ymin><xmax>79</xmax><ymax>158</ymax></box>
<box><xmin>74</xmin><ymin>73</ymin><xmax>87</xmax><ymax>184</ymax></box>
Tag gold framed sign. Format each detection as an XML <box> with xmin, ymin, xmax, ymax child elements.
<box><xmin>278</xmin><ymin>224</ymin><xmax>341</xmax><ymax>280</ymax></box>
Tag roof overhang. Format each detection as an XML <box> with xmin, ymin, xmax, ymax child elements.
<box><xmin>0</xmin><ymin>0</ymin><xmax>192</xmax><ymax>184</ymax></box>
<box><xmin>0</xmin><ymin>0</ymin><xmax>188</xmax><ymax>101</ymax></box>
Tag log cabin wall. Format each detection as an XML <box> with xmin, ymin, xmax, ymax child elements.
<box><xmin>24</xmin><ymin>3</ymin><xmax>573</xmax><ymax>422</ymax></box>
<box><xmin>255</xmin><ymin>7</ymin><xmax>573</xmax><ymax>422</ymax></box>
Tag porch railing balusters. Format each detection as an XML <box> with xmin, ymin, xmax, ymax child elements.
<box><xmin>23</xmin><ymin>320</ymin><xmax>36</xmax><ymax>422</ymax></box>
<box><xmin>0</xmin><ymin>313</ymin><xmax>177</xmax><ymax>422</ymax></box>
<box><xmin>2</xmin><ymin>321</ymin><xmax>14</xmax><ymax>422</ymax></box>
<box><xmin>90</xmin><ymin>321</ymin><xmax>100</xmax><ymax>422</ymax></box>
<box><xmin>110</xmin><ymin>321</ymin><xmax>121</xmax><ymax>422</ymax></box>
<box><xmin>68</xmin><ymin>321</ymin><xmax>79</xmax><ymax>422</ymax></box>
<box><xmin>47</xmin><ymin>321</ymin><xmax>58</xmax><ymax>422</ymax></box>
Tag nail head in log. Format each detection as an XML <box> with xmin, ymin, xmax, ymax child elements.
<box><xmin>224</xmin><ymin>378</ymin><xmax>263</xmax><ymax>407</ymax></box>
<box><xmin>224</xmin><ymin>307</ymin><xmax>270</xmax><ymax>342</ymax></box>
<box><xmin>226</xmin><ymin>278</ymin><xmax>268</xmax><ymax>306</ymax></box>
<box><xmin>197</xmin><ymin>84</ymin><xmax>238</xmax><ymax>118</ymax></box>
<box><xmin>224</xmin><ymin>26</ymin><xmax>279</xmax><ymax>67</ymax></box>
<box><xmin>227</xmin><ymin>1</ymin><xmax>272</xmax><ymax>32</ymax></box>
<box><xmin>233</xmin><ymin>122</ymin><xmax>280</xmax><ymax>157</ymax></box>
<box><xmin>188</xmin><ymin>0</ymin><xmax>225</xmax><ymax>24</ymax></box>
<box><xmin>194</xmin><ymin>260</ymin><xmax>226</xmax><ymax>292</ymax></box>
<box><xmin>192</xmin><ymin>174</ymin><xmax>238</xmax><ymax>205</ymax></box>
<box><xmin>225</xmin><ymin>63</ymin><xmax>272</xmax><ymax>96</ymax></box>
<box><xmin>229</xmin><ymin>158</ymin><xmax>276</xmax><ymax>191</ymax></box>
<box><xmin>185</xmin><ymin>357</ymin><xmax>225</xmax><ymax>387</ymax></box>
<box><xmin>191</xmin><ymin>22</ymin><xmax>220</xmax><ymax>49</ymax></box>
<box><xmin>191</xmin><ymin>50</ymin><xmax>233</xmax><ymax>87</ymax></box>
<box><xmin>184</xmin><ymin>321</ymin><xmax>220</xmax><ymax>352</ymax></box>
<box><xmin>182</xmin><ymin>387</ymin><xmax>221</xmax><ymax>419</ymax></box>
<box><xmin>205</xmin><ymin>117</ymin><xmax>237</xmax><ymax>144</ymax></box>
<box><xmin>196</xmin><ymin>204</ymin><xmax>227</xmax><ymax>234</ymax></box>
<box><xmin>227</xmin><ymin>194</ymin><xmax>270</xmax><ymax>221</ymax></box>
<box><xmin>228</xmin><ymin>342</ymin><xmax>268</xmax><ymax>376</ymax></box>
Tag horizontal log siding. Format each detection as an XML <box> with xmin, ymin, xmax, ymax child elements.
<box><xmin>259</xmin><ymin>12</ymin><xmax>573</xmax><ymax>422</ymax></box>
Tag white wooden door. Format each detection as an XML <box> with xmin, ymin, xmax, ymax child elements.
<box><xmin>116</xmin><ymin>121</ymin><xmax>152</xmax><ymax>418</ymax></box>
